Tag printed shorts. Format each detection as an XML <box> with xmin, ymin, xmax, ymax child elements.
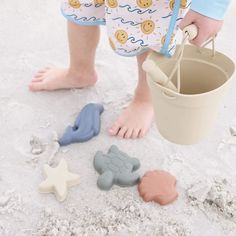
<box><xmin>61</xmin><ymin>0</ymin><xmax>191</xmax><ymax>57</ymax></box>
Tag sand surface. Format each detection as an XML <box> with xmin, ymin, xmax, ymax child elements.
<box><xmin>0</xmin><ymin>1</ymin><xmax>236</xmax><ymax>235</ymax></box>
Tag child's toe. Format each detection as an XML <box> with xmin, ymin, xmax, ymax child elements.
<box><xmin>117</xmin><ymin>126</ymin><xmax>128</xmax><ymax>138</ymax></box>
<box><xmin>139</xmin><ymin>129</ymin><xmax>146</xmax><ymax>138</ymax></box>
<box><xmin>32</xmin><ymin>77</ymin><xmax>44</xmax><ymax>82</ymax></box>
<box><xmin>109</xmin><ymin>122</ymin><xmax>120</xmax><ymax>136</ymax></box>
<box><xmin>132</xmin><ymin>128</ymin><xmax>141</xmax><ymax>139</ymax></box>
<box><xmin>29</xmin><ymin>81</ymin><xmax>45</xmax><ymax>91</ymax></box>
<box><xmin>124</xmin><ymin>128</ymin><xmax>133</xmax><ymax>139</ymax></box>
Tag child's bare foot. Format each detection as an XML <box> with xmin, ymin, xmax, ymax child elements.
<box><xmin>109</xmin><ymin>96</ymin><xmax>154</xmax><ymax>139</ymax></box>
<box><xmin>29</xmin><ymin>67</ymin><xmax>97</xmax><ymax>91</ymax></box>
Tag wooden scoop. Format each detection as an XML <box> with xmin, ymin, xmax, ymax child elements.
<box><xmin>143</xmin><ymin>25</ymin><xmax>199</xmax><ymax>93</ymax></box>
<box><xmin>142</xmin><ymin>60</ymin><xmax>178</xmax><ymax>92</ymax></box>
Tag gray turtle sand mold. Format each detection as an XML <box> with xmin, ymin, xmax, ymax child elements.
<box><xmin>94</xmin><ymin>145</ymin><xmax>140</xmax><ymax>190</ymax></box>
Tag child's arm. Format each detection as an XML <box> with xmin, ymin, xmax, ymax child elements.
<box><xmin>191</xmin><ymin>0</ymin><xmax>231</xmax><ymax>20</ymax></box>
<box><xmin>179</xmin><ymin>0</ymin><xmax>231</xmax><ymax>46</ymax></box>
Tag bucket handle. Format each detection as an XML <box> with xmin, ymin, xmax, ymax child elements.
<box><xmin>163</xmin><ymin>24</ymin><xmax>216</xmax><ymax>93</ymax></box>
<box><xmin>161</xmin><ymin>91</ymin><xmax>177</xmax><ymax>100</ymax></box>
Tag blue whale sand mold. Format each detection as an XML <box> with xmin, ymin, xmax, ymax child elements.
<box><xmin>59</xmin><ymin>103</ymin><xmax>104</xmax><ymax>146</ymax></box>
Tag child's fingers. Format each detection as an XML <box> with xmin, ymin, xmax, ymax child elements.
<box><xmin>179</xmin><ymin>10</ymin><xmax>198</xmax><ymax>30</ymax></box>
<box><xmin>190</xmin><ymin>33</ymin><xmax>209</xmax><ymax>47</ymax></box>
<box><xmin>179</xmin><ymin>11</ymin><xmax>195</xmax><ymax>30</ymax></box>
<box><xmin>180</xmin><ymin>10</ymin><xmax>223</xmax><ymax>47</ymax></box>
<box><xmin>190</xmin><ymin>26</ymin><xmax>212</xmax><ymax>47</ymax></box>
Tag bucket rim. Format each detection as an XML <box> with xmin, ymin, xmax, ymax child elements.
<box><xmin>147</xmin><ymin>73</ymin><xmax>234</xmax><ymax>98</ymax></box>
<box><xmin>147</xmin><ymin>44</ymin><xmax>235</xmax><ymax>97</ymax></box>
<box><xmin>148</xmin><ymin>44</ymin><xmax>235</xmax><ymax>73</ymax></box>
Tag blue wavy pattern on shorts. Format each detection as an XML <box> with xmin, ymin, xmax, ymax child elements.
<box><xmin>118</xmin><ymin>47</ymin><xmax>135</xmax><ymax>52</ymax></box>
<box><xmin>95</xmin><ymin>3</ymin><xmax>105</xmax><ymax>7</ymax></box>
<box><xmin>65</xmin><ymin>14</ymin><xmax>105</xmax><ymax>23</ymax></box>
<box><xmin>84</xmin><ymin>3</ymin><xmax>93</xmax><ymax>7</ymax></box>
<box><xmin>162</xmin><ymin>13</ymin><xmax>172</xmax><ymax>19</ymax></box>
<box><xmin>128</xmin><ymin>36</ymin><xmax>148</xmax><ymax>46</ymax></box>
<box><xmin>186</xmin><ymin>2</ymin><xmax>191</xmax><ymax>8</ymax></box>
<box><xmin>176</xmin><ymin>17</ymin><xmax>183</xmax><ymax>21</ymax></box>
<box><xmin>83</xmin><ymin>3</ymin><xmax>105</xmax><ymax>8</ymax></box>
<box><xmin>116</xmin><ymin>47</ymin><xmax>148</xmax><ymax>57</ymax></box>
<box><xmin>162</xmin><ymin>2</ymin><xmax>191</xmax><ymax>19</ymax></box>
<box><xmin>112</xmin><ymin>17</ymin><xmax>140</xmax><ymax>26</ymax></box>
<box><xmin>117</xmin><ymin>47</ymin><xmax>141</xmax><ymax>53</ymax></box>
<box><xmin>168</xmin><ymin>44</ymin><xmax>176</xmax><ymax>53</ymax></box>
<box><xmin>119</xmin><ymin>4</ymin><xmax>157</xmax><ymax>14</ymax></box>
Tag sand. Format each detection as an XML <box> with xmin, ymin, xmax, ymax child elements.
<box><xmin>0</xmin><ymin>0</ymin><xmax>236</xmax><ymax>235</ymax></box>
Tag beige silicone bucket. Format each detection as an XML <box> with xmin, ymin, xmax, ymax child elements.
<box><xmin>144</xmin><ymin>25</ymin><xmax>235</xmax><ymax>145</ymax></box>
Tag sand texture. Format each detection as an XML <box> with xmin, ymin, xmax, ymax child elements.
<box><xmin>0</xmin><ymin>1</ymin><xmax>236</xmax><ymax>235</ymax></box>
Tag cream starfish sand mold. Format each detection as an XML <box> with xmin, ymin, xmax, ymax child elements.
<box><xmin>39</xmin><ymin>159</ymin><xmax>80</xmax><ymax>202</ymax></box>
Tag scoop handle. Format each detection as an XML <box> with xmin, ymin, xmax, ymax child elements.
<box><xmin>183</xmin><ymin>24</ymin><xmax>198</xmax><ymax>40</ymax></box>
<box><xmin>165</xmin><ymin>24</ymin><xmax>198</xmax><ymax>91</ymax></box>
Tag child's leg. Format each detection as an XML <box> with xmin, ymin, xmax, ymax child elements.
<box><xmin>29</xmin><ymin>21</ymin><xmax>99</xmax><ymax>91</ymax></box>
<box><xmin>109</xmin><ymin>52</ymin><xmax>154</xmax><ymax>139</ymax></box>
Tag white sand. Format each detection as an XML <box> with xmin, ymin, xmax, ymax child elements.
<box><xmin>0</xmin><ymin>1</ymin><xmax>236</xmax><ymax>235</ymax></box>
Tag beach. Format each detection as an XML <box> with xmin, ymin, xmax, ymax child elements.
<box><xmin>0</xmin><ymin>1</ymin><xmax>236</xmax><ymax>235</ymax></box>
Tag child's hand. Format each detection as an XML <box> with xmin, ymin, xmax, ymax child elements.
<box><xmin>179</xmin><ymin>10</ymin><xmax>223</xmax><ymax>46</ymax></box>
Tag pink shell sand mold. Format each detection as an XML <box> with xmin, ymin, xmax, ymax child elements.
<box><xmin>138</xmin><ymin>170</ymin><xmax>178</xmax><ymax>205</ymax></box>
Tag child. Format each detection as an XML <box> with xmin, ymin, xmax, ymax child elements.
<box><xmin>29</xmin><ymin>0</ymin><xmax>230</xmax><ymax>139</ymax></box>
